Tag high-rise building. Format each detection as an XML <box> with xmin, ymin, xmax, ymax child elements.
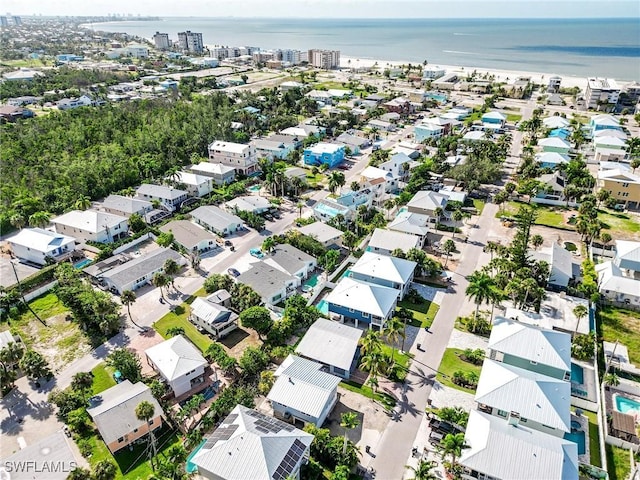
<box><xmin>308</xmin><ymin>49</ymin><xmax>340</xmax><ymax>69</ymax></box>
<box><xmin>0</xmin><ymin>17</ymin><xmax>9</xmax><ymax>27</ymax></box>
<box><xmin>12</xmin><ymin>16</ymin><xmax>21</xmax><ymax>26</ymax></box>
<box><xmin>278</xmin><ymin>49</ymin><xmax>304</xmax><ymax>65</ymax></box>
<box><xmin>152</xmin><ymin>32</ymin><xmax>170</xmax><ymax>50</ymax></box>
<box><xmin>177</xmin><ymin>31</ymin><xmax>204</xmax><ymax>54</ymax></box>
<box><xmin>585</xmin><ymin>78</ymin><xmax>620</xmax><ymax>110</ymax></box>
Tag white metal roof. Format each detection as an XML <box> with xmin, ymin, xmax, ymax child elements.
<box><xmin>145</xmin><ymin>335</ymin><xmax>207</xmax><ymax>382</ymax></box>
<box><xmin>388</xmin><ymin>211</ymin><xmax>430</xmax><ymax>236</ymax></box>
<box><xmin>463</xmin><ymin>130</ymin><xmax>485</xmax><ymax>141</ymax></box>
<box><xmin>192</xmin><ymin>405</ymin><xmax>313</xmax><ymax>480</ymax></box>
<box><xmin>542</xmin><ymin>116</ymin><xmax>570</xmax><ymax>129</ymax></box>
<box><xmin>539</xmin><ymin>137</ymin><xmax>571</xmax><ymax>148</ymax></box>
<box><xmin>350</xmin><ymin>251</ymin><xmax>417</xmax><ymax>284</ymax></box>
<box><xmin>591</xmin><ymin>114</ymin><xmax>620</xmax><ymax>126</ymax></box>
<box><xmin>268</xmin><ymin>355</ymin><xmax>341</xmax><ymax>419</ymax></box>
<box><xmin>52</xmin><ymin>209</ymin><xmax>127</xmax><ymax>233</ymax></box>
<box><xmin>475</xmin><ymin>360</ymin><xmax>571</xmax><ymax>432</ymax></box>
<box><xmin>225</xmin><ymin>195</ymin><xmax>271</xmax><ymax>212</ymax></box>
<box><xmin>368</xmin><ymin>228</ymin><xmax>421</xmax><ymax>252</ymax></box>
<box><xmin>305</xmin><ymin>142</ymin><xmax>343</xmax><ymax>154</ymax></box>
<box><xmin>535</xmin><ymin>151</ymin><xmax>569</xmax><ymax>165</ymax></box>
<box><xmin>489</xmin><ymin>317</ymin><xmax>571</xmax><ymax>372</ymax></box>
<box><xmin>190</xmin><ymin>162</ymin><xmax>236</xmax><ymax>175</ymax></box>
<box><xmin>9</xmin><ymin>228</ymin><xmax>75</xmax><ymax>253</ymax></box>
<box><xmin>407</xmin><ymin>190</ymin><xmax>448</xmax><ymax>211</ymax></box>
<box><xmin>361</xmin><ymin>166</ymin><xmax>393</xmax><ymax>180</ymax></box>
<box><xmin>209</xmin><ymin>140</ymin><xmax>251</xmax><ymax>154</ymax></box>
<box><xmin>295</xmin><ymin>318</ymin><xmax>362</xmax><ymax>371</ymax></box>
<box><xmin>174</xmin><ymin>171</ymin><xmax>211</xmax><ymax>186</ymax></box>
<box><xmin>598</xmin><ymin>169</ymin><xmax>640</xmax><ymax>184</ymax></box>
<box><xmin>190</xmin><ymin>297</ymin><xmax>235</xmax><ymax>326</ymax></box>
<box><xmin>597</xmin><ymin>261</ymin><xmax>640</xmax><ymax>297</ymax></box>
<box><xmin>460</xmin><ymin>410</ymin><xmax>579</xmax><ymax>480</ymax></box>
<box><xmin>296</xmin><ymin>222</ymin><xmax>344</xmax><ymax>244</ymax></box>
<box><xmin>327</xmin><ymin>277</ymin><xmax>399</xmax><ymax>319</ymax></box>
<box><xmin>615</xmin><ymin>240</ymin><xmax>640</xmax><ymax>266</ymax></box>
<box><xmin>190</xmin><ymin>205</ymin><xmax>243</xmax><ymax>230</ymax></box>
<box><xmin>482</xmin><ymin>111</ymin><xmax>507</xmax><ymax>121</ymax></box>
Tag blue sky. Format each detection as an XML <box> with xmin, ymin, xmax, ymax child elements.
<box><xmin>6</xmin><ymin>0</ymin><xmax>639</xmax><ymax>18</ymax></box>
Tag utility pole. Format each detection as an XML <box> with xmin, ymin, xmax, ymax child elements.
<box><xmin>9</xmin><ymin>258</ymin><xmax>46</xmax><ymax>326</ymax></box>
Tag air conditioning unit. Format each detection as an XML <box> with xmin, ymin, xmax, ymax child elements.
<box><xmin>508</xmin><ymin>411</ymin><xmax>520</xmax><ymax>426</ymax></box>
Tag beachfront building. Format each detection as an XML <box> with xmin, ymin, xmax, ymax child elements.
<box><xmin>267</xmin><ymin>355</ymin><xmax>341</xmax><ymax>428</ymax></box>
<box><xmin>597</xmin><ymin>169</ymin><xmax>640</xmax><ymax>210</ymax></box>
<box><xmin>208</xmin><ymin>141</ymin><xmax>258</xmax><ymax>175</ymax></box>
<box><xmin>303</xmin><ymin>143</ymin><xmax>345</xmax><ymax>168</ymax></box>
<box><xmin>153</xmin><ymin>32</ymin><xmax>170</xmax><ymax>50</ymax></box>
<box><xmin>8</xmin><ymin>228</ymin><xmax>76</xmax><ymax>266</ymax></box>
<box><xmin>145</xmin><ymin>335</ymin><xmax>208</xmax><ymax>398</ymax></box>
<box><xmin>52</xmin><ymin>210</ymin><xmax>129</xmax><ymax>243</ymax></box>
<box><xmin>548</xmin><ymin>76</ymin><xmax>562</xmax><ymax>93</ymax></box>
<box><xmin>308</xmin><ymin>49</ymin><xmax>340</xmax><ymax>69</ymax></box>
<box><xmin>190</xmin><ymin>405</ymin><xmax>313</xmax><ymax>480</ymax></box>
<box><xmin>585</xmin><ymin>78</ymin><xmax>620</xmax><ymax>110</ymax></box>
<box><xmin>177</xmin><ymin>31</ymin><xmax>203</xmax><ymax>53</ymax></box>
<box><xmin>422</xmin><ymin>66</ymin><xmax>446</xmax><ymax>81</ymax></box>
<box><xmin>295</xmin><ymin>319</ymin><xmax>363</xmax><ymax>379</ymax></box>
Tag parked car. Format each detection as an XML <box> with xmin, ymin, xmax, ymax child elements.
<box><xmin>227</xmin><ymin>268</ymin><xmax>241</xmax><ymax>277</ymax></box>
<box><xmin>264</xmin><ymin>213</ymin><xmax>274</xmax><ymax>221</ymax></box>
<box><xmin>224</xmin><ymin>240</ymin><xmax>233</xmax><ymax>247</ymax></box>
<box><xmin>250</xmin><ymin>248</ymin><xmax>265</xmax><ymax>259</ymax></box>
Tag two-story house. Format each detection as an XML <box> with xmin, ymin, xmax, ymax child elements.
<box><xmin>597</xmin><ymin>168</ymin><xmax>640</xmax><ymax>210</ymax></box>
<box><xmin>367</xmin><ymin>228</ymin><xmax>422</xmax><ymax>255</ymax></box>
<box><xmin>173</xmin><ymin>171</ymin><xmax>214</xmax><ymax>198</ymax></box>
<box><xmin>189</xmin><ymin>162</ymin><xmax>236</xmax><ymax>185</ymax></box>
<box><xmin>8</xmin><ymin>228</ymin><xmax>76</xmax><ymax>266</ymax></box>
<box><xmin>189</xmin><ymin>294</ymin><xmax>238</xmax><ymax>340</ymax></box>
<box><xmin>406</xmin><ymin>190</ymin><xmax>448</xmax><ymax>220</ymax></box>
<box><xmin>100</xmin><ymin>195</ymin><xmax>153</xmax><ymax>218</ymax></box>
<box><xmin>236</xmin><ymin>261</ymin><xmax>298</xmax><ymax>305</ymax></box>
<box><xmin>190</xmin><ymin>205</ymin><xmax>244</xmax><ymax>236</ymax></box>
<box><xmin>264</xmin><ymin>244</ymin><xmax>317</xmax><ymax>282</ymax></box>
<box><xmin>347</xmin><ymin>251</ymin><xmax>417</xmax><ymax>299</ymax></box>
<box><xmin>52</xmin><ymin>210</ymin><xmax>129</xmax><ymax>243</ymax></box>
<box><xmin>136</xmin><ymin>184</ymin><xmax>189</xmax><ymax>212</ymax></box>
<box><xmin>208</xmin><ymin>140</ymin><xmax>258</xmax><ymax>175</ymax></box>
<box><xmin>303</xmin><ymin>143</ymin><xmax>345</xmax><ymax>168</ymax></box>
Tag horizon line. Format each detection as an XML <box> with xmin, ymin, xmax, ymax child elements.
<box><xmin>19</xmin><ymin>15</ymin><xmax>638</xmax><ymax>20</ymax></box>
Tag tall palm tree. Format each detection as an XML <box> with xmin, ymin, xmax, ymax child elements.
<box><xmin>28</xmin><ymin>211</ymin><xmax>50</xmax><ymax>228</ymax></box>
<box><xmin>74</xmin><ymin>195</ymin><xmax>92</xmax><ymax>211</ymax></box>
<box><xmin>163</xmin><ymin>258</ymin><xmax>180</xmax><ymax>289</ymax></box>
<box><xmin>465</xmin><ymin>272</ymin><xmax>495</xmax><ymax>321</ymax></box>
<box><xmin>573</xmin><ymin>305</ymin><xmax>588</xmax><ymax>335</ymax></box>
<box><xmin>383</xmin><ymin>317</ymin><xmax>405</xmax><ymax>365</ymax></box>
<box><xmin>120</xmin><ymin>290</ymin><xmax>143</xmax><ymax>329</ymax></box>
<box><xmin>136</xmin><ymin>400</ymin><xmax>158</xmax><ymax>471</ymax></box>
<box><xmin>340</xmin><ymin>412</ymin><xmax>359</xmax><ymax>455</ymax></box>
<box><xmin>328</xmin><ymin>171</ymin><xmax>346</xmax><ymax>195</ymax></box>
<box><xmin>405</xmin><ymin>460</ymin><xmax>438</xmax><ymax>480</ymax></box>
<box><xmin>442</xmin><ymin>239</ymin><xmax>456</xmax><ymax>268</ymax></box>
<box><xmin>360</xmin><ymin>329</ymin><xmax>382</xmax><ymax>356</ymax></box>
<box><xmin>434</xmin><ymin>207</ymin><xmax>443</xmax><ymax>225</ymax></box>
<box><xmin>383</xmin><ymin>198</ymin><xmax>396</xmax><ymax>220</ymax></box>
<box><xmin>0</xmin><ymin>342</ymin><xmax>24</xmax><ymax>370</ymax></box>
<box><xmin>439</xmin><ymin>432</ymin><xmax>468</xmax><ymax>473</ymax></box>
<box><xmin>262</xmin><ymin>236</ymin><xmax>276</xmax><ymax>253</ymax></box>
<box><xmin>451</xmin><ymin>210</ymin><xmax>463</xmax><ymax>238</ymax></box>
<box><xmin>152</xmin><ymin>272</ymin><xmax>170</xmax><ymax>301</ymax></box>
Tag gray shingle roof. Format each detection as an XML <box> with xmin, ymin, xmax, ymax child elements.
<box><xmin>159</xmin><ymin>220</ymin><xmax>217</xmax><ymax>250</ymax></box>
<box><xmin>190</xmin><ymin>205</ymin><xmax>243</xmax><ymax>232</ymax></box>
<box><xmin>236</xmin><ymin>262</ymin><xmax>296</xmax><ymax>300</ymax></box>
<box><xmin>103</xmin><ymin>248</ymin><xmax>184</xmax><ymax>290</ymax></box>
<box><xmin>295</xmin><ymin>319</ymin><xmax>363</xmax><ymax>371</ymax></box>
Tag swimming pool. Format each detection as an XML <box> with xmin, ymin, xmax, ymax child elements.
<box><xmin>316</xmin><ymin>299</ymin><xmax>329</xmax><ymax>315</ymax></box>
<box><xmin>247</xmin><ymin>185</ymin><xmax>261</xmax><ymax>192</ymax></box>
<box><xmin>564</xmin><ymin>430</ymin><xmax>586</xmax><ymax>455</ymax></box>
<box><xmin>304</xmin><ymin>273</ymin><xmax>320</xmax><ymax>289</ymax></box>
<box><xmin>615</xmin><ymin>394</ymin><xmax>640</xmax><ymax>416</ymax></box>
<box><xmin>186</xmin><ymin>439</ymin><xmax>206</xmax><ymax>473</ymax></box>
<box><xmin>426</xmin><ymin>92</ymin><xmax>448</xmax><ymax>103</ymax></box>
<box><xmin>571</xmin><ymin>363</ymin><xmax>584</xmax><ymax>384</ymax></box>
<box><xmin>315</xmin><ymin>202</ymin><xmax>347</xmax><ymax>217</ymax></box>
<box><xmin>73</xmin><ymin>258</ymin><xmax>92</xmax><ymax>269</ymax></box>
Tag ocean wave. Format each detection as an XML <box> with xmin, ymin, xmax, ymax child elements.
<box><xmin>442</xmin><ymin>50</ymin><xmax>478</xmax><ymax>56</ymax></box>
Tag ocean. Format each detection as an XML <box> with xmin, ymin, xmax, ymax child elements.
<box><xmin>87</xmin><ymin>17</ymin><xmax>640</xmax><ymax>81</ymax></box>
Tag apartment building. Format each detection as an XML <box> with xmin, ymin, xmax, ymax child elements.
<box><xmin>152</xmin><ymin>32</ymin><xmax>170</xmax><ymax>50</ymax></box>
<box><xmin>308</xmin><ymin>49</ymin><xmax>340</xmax><ymax>69</ymax></box>
<box><xmin>585</xmin><ymin>77</ymin><xmax>620</xmax><ymax>110</ymax></box>
<box><xmin>208</xmin><ymin>140</ymin><xmax>257</xmax><ymax>175</ymax></box>
<box><xmin>177</xmin><ymin>31</ymin><xmax>204</xmax><ymax>53</ymax></box>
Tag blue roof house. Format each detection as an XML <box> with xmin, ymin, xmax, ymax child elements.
<box><xmin>481</xmin><ymin>111</ymin><xmax>507</xmax><ymax>126</ymax></box>
<box><xmin>303</xmin><ymin>143</ymin><xmax>345</xmax><ymax>168</ymax></box>
<box><xmin>414</xmin><ymin>122</ymin><xmax>444</xmax><ymax>143</ymax></box>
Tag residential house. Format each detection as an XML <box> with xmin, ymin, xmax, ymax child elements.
<box><xmin>0</xmin><ymin>104</ymin><xmax>34</xmax><ymax>122</ymax></box>
<box><xmin>387</xmin><ymin>211</ymin><xmax>430</xmax><ymax>242</ymax></box>
<box><xmin>190</xmin><ymin>405</ymin><xmax>313</xmax><ymax>480</ymax></box>
<box><xmin>379</xmin><ymin>152</ymin><xmax>413</xmax><ymax>183</ymax></box>
<box><xmin>597</xmin><ymin>262</ymin><xmax>640</xmax><ymax>309</ymax></box>
<box><xmin>549</xmin><ymin>128</ymin><xmax>571</xmax><ymax>140</ymax></box>
<box><xmin>597</xmin><ymin>169</ymin><xmax>640</xmax><ymax>210</ymax></box>
<box><xmin>488</xmin><ymin>317</ymin><xmax>572</xmax><ymax>381</ymax></box>
<box><xmin>190</xmin><ymin>205</ymin><xmax>244</xmax><ymax>236</ymax></box>
<box><xmin>462</xmin><ymin>130</ymin><xmax>486</xmax><ymax>142</ymax></box>
<box><xmin>380</xmin><ymin>112</ymin><xmax>401</xmax><ymax>123</ymax></box>
<box><xmin>8</xmin><ymin>228</ymin><xmax>76</xmax><ymax>266</ymax></box>
<box><xmin>87</xmin><ymin>380</ymin><xmax>163</xmax><ymax>454</ymax></box>
<box><xmin>159</xmin><ymin>220</ymin><xmax>219</xmax><ymax>253</ymax></box>
<box><xmin>52</xmin><ymin>210</ymin><xmax>129</xmax><ymax>243</ymax></box>
<box><xmin>189</xmin><ymin>162</ymin><xmax>236</xmax><ymax>185</ymax></box>
<box><xmin>539</xmin><ymin>137</ymin><xmax>572</xmax><ymax>154</ymax></box>
<box><xmin>585</xmin><ymin>78</ymin><xmax>620</xmax><ymax>110</ymax></box>
<box><xmin>474</xmin><ymin>359</ymin><xmax>571</xmax><ymax>437</ymax></box>
<box><xmin>251</xmin><ymin>138</ymin><xmax>296</xmax><ymax>160</ymax></box>
<box><xmin>88</xmin><ymin>247</ymin><xmax>185</xmax><ymax>295</ymax></box>
<box><xmin>383</xmin><ymin>97</ymin><xmax>413</xmax><ymax>115</ymax></box>
<box><xmin>281</xmin><ymin>124</ymin><xmax>325</xmax><ymax>138</ymax></box>
<box><xmin>441</xmin><ymin>107</ymin><xmax>470</xmax><ymax>121</ymax></box>
<box><xmin>263</xmin><ymin>244</ymin><xmax>317</xmax><ymax>282</ymax></box>
<box><xmin>225</xmin><ymin>195</ymin><xmax>271</xmax><ymax>214</ymax></box>
<box><xmin>145</xmin><ymin>335</ymin><xmax>208</xmax><ymax>398</ymax></box>
<box><xmin>57</xmin><ymin>95</ymin><xmax>95</xmax><ymax>110</ymax></box>
<box><xmin>414</xmin><ymin>120</ymin><xmax>444</xmax><ymax>142</ymax></box>
<box><xmin>459</xmin><ymin>410</ymin><xmax>578</xmax><ymax>480</ymax></box>
<box><xmin>268</xmin><ymin>355</ymin><xmax>341</xmax><ymax>428</ymax></box>
<box><xmin>296</xmin><ymin>222</ymin><xmax>343</xmax><ymax>248</ymax></box>
<box><xmin>303</xmin><ymin>143</ymin><xmax>345</xmax><ymax>168</ymax></box>
<box><xmin>236</xmin><ymin>262</ymin><xmax>298</xmax><ymax>305</ymax></box>
<box><xmin>360</xmin><ymin>166</ymin><xmax>394</xmax><ymax>193</ymax></box>
<box><xmin>438</xmin><ymin>186</ymin><xmax>467</xmax><ymax>204</ymax></box>
<box><xmin>348</xmin><ymin>251</ymin><xmax>416</xmax><ymax>298</ymax></box>
<box><xmin>422</xmin><ymin>67</ymin><xmax>446</xmax><ymax>80</ymax></box>
<box><xmin>614</xmin><ymin>240</ymin><xmax>640</xmax><ymax>272</ymax></box>
<box><xmin>543</xmin><ymin>116</ymin><xmax>570</xmax><ymax>130</ymax></box>
<box><xmin>136</xmin><ymin>184</ymin><xmax>189</xmax><ymax>212</ymax></box>
<box><xmin>532</xmin><ymin>242</ymin><xmax>579</xmax><ymax>290</ymax></box>
<box><xmin>335</xmin><ymin>132</ymin><xmax>371</xmax><ymax>154</ymax></box>
<box><xmin>100</xmin><ymin>195</ymin><xmax>153</xmax><ymax>218</ymax></box>
<box><xmin>536</xmin><ymin>151</ymin><xmax>570</xmax><ymax>169</ymax></box>
<box><xmin>189</xmin><ymin>294</ymin><xmax>238</xmax><ymax>339</ymax></box>
<box><xmin>173</xmin><ymin>172</ymin><xmax>214</xmax><ymax>198</ymax></box>
<box><xmin>481</xmin><ymin>111</ymin><xmax>507</xmax><ymax>127</ymax></box>
<box><xmin>367</xmin><ymin>119</ymin><xmax>396</xmax><ymax>132</ymax></box>
<box><xmin>594</xmin><ymin>135</ymin><xmax>627</xmax><ymax>162</ymax></box>
<box><xmin>590</xmin><ymin>114</ymin><xmax>622</xmax><ymax>134</ymax></box>
<box><xmin>406</xmin><ymin>190</ymin><xmax>448</xmax><ymax>220</ymax></box>
<box><xmin>284</xmin><ymin>167</ymin><xmax>308</xmax><ymax>182</ymax></box>
<box><xmin>504</xmin><ymin>293</ymin><xmax>592</xmax><ymax>335</ymax></box>
<box><xmin>535</xmin><ymin>171</ymin><xmax>568</xmax><ymax>204</ymax></box>
<box><xmin>305</xmin><ymin>90</ymin><xmax>333</xmax><ymax>105</ymax></box>
<box><xmin>268</xmin><ymin>134</ymin><xmax>303</xmax><ymax>149</ymax></box>
<box><xmin>326</xmin><ymin>277</ymin><xmax>399</xmax><ymax>329</ymax></box>
<box><xmin>367</xmin><ymin>228</ymin><xmax>422</xmax><ymax>255</ymax></box>
<box><xmin>312</xmin><ymin>198</ymin><xmax>352</xmax><ymax>222</ymax></box>
<box><xmin>208</xmin><ymin>141</ymin><xmax>258</xmax><ymax>175</ymax></box>
<box><xmin>295</xmin><ymin>318</ymin><xmax>363</xmax><ymax>378</ymax></box>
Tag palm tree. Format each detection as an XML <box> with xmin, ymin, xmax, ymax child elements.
<box><xmin>328</xmin><ymin>171</ymin><xmax>346</xmax><ymax>195</ymax></box>
<box><xmin>360</xmin><ymin>329</ymin><xmax>383</xmax><ymax>356</ymax></box>
<box><xmin>604</xmin><ymin>371</ymin><xmax>620</xmax><ymax>387</ymax></box>
<box><xmin>531</xmin><ymin>234</ymin><xmax>544</xmax><ymax>250</ymax></box>
<box><xmin>120</xmin><ymin>290</ymin><xmax>143</xmax><ymax>329</ymax></box>
<box><xmin>340</xmin><ymin>412</ymin><xmax>359</xmax><ymax>454</ymax></box>
<box><xmin>465</xmin><ymin>272</ymin><xmax>495</xmax><ymax>321</ymax></box>
<box><xmin>442</xmin><ymin>239</ymin><xmax>456</xmax><ymax>268</ymax></box>
<box><xmin>573</xmin><ymin>304</ymin><xmax>588</xmax><ymax>335</ymax></box>
<box><xmin>9</xmin><ymin>213</ymin><xmax>26</xmax><ymax>230</ymax></box>
<box><xmin>350</xmin><ymin>181</ymin><xmax>360</xmax><ymax>193</ymax></box>
<box><xmin>74</xmin><ymin>195</ymin><xmax>92</xmax><ymax>210</ymax></box>
<box><xmin>0</xmin><ymin>341</ymin><xmax>24</xmax><ymax>369</ymax></box>
<box><xmin>361</xmin><ymin>351</ymin><xmax>387</xmax><ymax>393</ymax></box>
<box><xmin>383</xmin><ymin>198</ymin><xmax>395</xmax><ymax>220</ymax></box>
<box><xmin>405</xmin><ymin>460</ymin><xmax>438</xmax><ymax>480</ymax></box>
<box><xmin>434</xmin><ymin>207</ymin><xmax>443</xmax><ymax>225</ymax></box>
<box><xmin>262</xmin><ymin>236</ymin><xmax>276</xmax><ymax>253</ymax></box>
<box><xmin>136</xmin><ymin>400</ymin><xmax>158</xmax><ymax>470</ymax></box>
<box><xmin>383</xmin><ymin>316</ymin><xmax>405</xmax><ymax>366</ymax></box>
<box><xmin>28</xmin><ymin>211</ymin><xmax>50</xmax><ymax>228</ymax></box>
<box><xmin>439</xmin><ymin>432</ymin><xmax>468</xmax><ymax>472</ymax></box>
<box><xmin>163</xmin><ymin>258</ymin><xmax>180</xmax><ymax>289</ymax></box>
<box><xmin>296</xmin><ymin>201</ymin><xmax>304</xmax><ymax>218</ymax></box>
<box><xmin>71</xmin><ymin>371</ymin><xmax>94</xmax><ymax>398</ymax></box>
<box><xmin>152</xmin><ymin>272</ymin><xmax>170</xmax><ymax>301</ymax></box>
<box><xmin>451</xmin><ymin>210</ymin><xmax>463</xmax><ymax>237</ymax></box>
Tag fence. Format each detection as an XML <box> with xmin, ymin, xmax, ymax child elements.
<box><xmin>113</xmin><ymin>232</ymin><xmax>153</xmax><ymax>255</ymax></box>
<box><xmin>531</xmin><ymin>197</ymin><xmax>579</xmax><ymax>208</ymax></box>
<box><xmin>23</xmin><ymin>281</ymin><xmax>58</xmax><ymax>302</ymax></box>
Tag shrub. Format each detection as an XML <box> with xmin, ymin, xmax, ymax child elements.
<box><xmin>462</xmin><ymin>348</ymin><xmax>485</xmax><ymax>365</ymax></box>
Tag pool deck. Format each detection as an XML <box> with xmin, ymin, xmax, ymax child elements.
<box><xmin>568</xmin><ymin>412</ymin><xmax>590</xmax><ymax>463</ymax></box>
<box><xmin>570</xmin><ymin>360</ymin><xmax>598</xmax><ymax>406</ymax></box>
<box><xmin>603</xmin><ymin>384</ymin><xmax>640</xmax><ymax>445</ymax></box>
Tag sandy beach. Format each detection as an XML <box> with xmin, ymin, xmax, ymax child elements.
<box><xmin>340</xmin><ymin>55</ymin><xmax>635</xmax><ymax>90</ymax></box>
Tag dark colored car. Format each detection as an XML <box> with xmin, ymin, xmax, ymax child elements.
<box><xmin>224</xmin><ymin>240</ymin><xmax>233</xmax><ymax>246</ymax></box>
<box><xmin>265</xmin><ymin>213</ymin><xmax>274</xmax><ymax>221</ymax></box>
<box><xmin>227</xmin><ymin>268</ymin><xmax>241</xmax><ymax>277</ymax></box>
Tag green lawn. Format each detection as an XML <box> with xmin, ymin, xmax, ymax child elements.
<box><xmin>380</xmin><ymin>343</ymin><xmax>412</xmax><ymax>370</ymax></box>
<box><xmin>154</xmin><ymin>303</ymin><xmax>212</xmax><ymax>353</ymax></box>
<box><xmin>436</xmin><ymin>348</ymin><xmax>482</xmax><ymax>393</ymax></box>
<box><xmin>606</xmin><ymin>444</ymin><xmax>631</xmax><ymax>480</ymax></box>
<box><xmin>506</xmin><ymin>113</ymin><xmax>522</xmax><ymax>122</ymax></box>
<box><xmin>472</xmin><ymin>199</ymin><xmax>486</xmax><ymax>215</ymax></box>
<box><xmin>498</xmin><ymin>201</ymin><xmax>572</xmax><ymax>229</ymax></box>
<box><xmin>340</xmin><ymin>380</ymin><xmax>396</xmax><ymax>410</ymax></box>
<box><xmin>598</xmin><ymin>210</ymin><xmax>640</xmax><ymax>238</ymax></box>
<box><xmin>91</xmin><ymin>363</ymin><xmax>117</xmax><ymax>395</ymax></box>
<box><xmin>12</xmin><ymin>292</ymin><xmax>69</xmax><ymax>326</ymax></box>
<box><xmin>397</xmin><ymin>299</ymin><xmax>440</xmax><ymax>328</ymax></box>
<box><xmin>599</xmin><ymin>307</ymin><xmax>640</xmax><ymax>366</ymax></box>
<box><xmin>584</xmin><ymin>410</ymin><xmax>602</xmax><ymax>468</ymax></box>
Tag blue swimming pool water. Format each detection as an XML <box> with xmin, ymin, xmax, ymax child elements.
<box><xmin>571</xmin><ymin>363</ymin><xmax>584</xmax><ymax>384</ymax></box>
<box><xmin>248</xmin><ymin>185</ymin><xmax>261</xmax><ymax>192</ymax></box>
<box><xmin>73</xmin><ymin>258</ymin><xmax>92</xmax><ymax>269</ymax></box>
<box><xmin>564</xmin><ymin>430</ymin><xmax>586</xmax><ymax>455</ymax></box>
<box><xmin>615</xmin><ymin>394</ymin><xmax>640</xmax><ymax>416</ymax></box>
<box><xmin>341</xmin><ymin>269</ymin><xmax>352</xmax><ymax>280</ymax></box>
<box><xmin>186</xmin><ymin>439</ymin><xmax>206</xmax><ymax>473</ymax></box>
<box><xmin>315</xmin><ymin>202</ymin><xmax>346</xmax><ymax>217</ymax></box>
<box><xmin>304</xmin><ymin>273</ymin><xmax>320</xmax><ymax>288</ymax></box>
<box><xmin>316</xmin><ymin>299</ymin><xmax>329</xmax><ymax>315</ymax></box>
<box><xmin>426</xmin><ymin>92</ymin><xmax>448</xmax><ymax>103</ymax></box>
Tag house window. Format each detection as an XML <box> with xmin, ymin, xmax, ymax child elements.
<box><xmin>622</xmin><ymin>183</ymin><xmax>629</xmax><ymax>187</ymax></box>
<box><xmin>362</xmin><ymin>312</ymin><xmax>369</xmax><ymax>318</ymax></box>
<box><xmin>118</xmin><ymin>437</ymin><xmax>124</xmax><ymax>443</ymax></box>
<box><xmin>133</xmin><ymin>428</ymin><xmax>138</xmax><ymax>433</ymax></box>
<box><xmin>348</xmin><ymin>308</ymin><xmax>355</xmax><ymax>313</ymax></box>
<box><xmin>521</xmin><ymin>418</ymin><xmax>528</xmax><ymax>423</ymax></box>
<box><xmin>530</xmin><ymin>360</ymin><xmax>538</xmax><ymax>365</ymax></box>
<box><xmin>497</xmin><ymin>409</ymin><xmax>508</xmax><ymax>418</ymax></box>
